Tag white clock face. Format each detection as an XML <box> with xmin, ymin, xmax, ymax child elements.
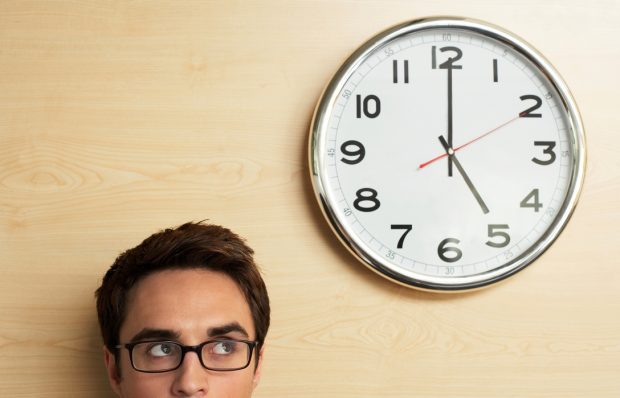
<box><xmin>311</xmin><ymin>18</ymin><xmax>585</xmax><ymax>290</ymax></box>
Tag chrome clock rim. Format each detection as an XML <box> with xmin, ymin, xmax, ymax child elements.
<box><xmin>309</xmin><ymin>16</ymin><xmax>586</xmax><ymax>291</ymax></box>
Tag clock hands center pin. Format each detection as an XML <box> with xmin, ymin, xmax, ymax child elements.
<box><xmin>438</xmin><ymin>135</ymin><xmax>490</xmax><ymax>214</ymax></box>
<box><xmin>418</xmin><ymin>114</ymin><xmax>522</xmax><ymax>170</ymax></box>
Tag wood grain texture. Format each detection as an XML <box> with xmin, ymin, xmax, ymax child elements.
<box><xmin>0</xmin><ymin>1</ymin><xmax>618</xmax><ymax>397</ymax></box>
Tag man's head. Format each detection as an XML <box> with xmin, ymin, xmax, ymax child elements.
<box><xmin>95</xmin><ymin>222</ymin><xmax>270</xmax><ymax>397</ymax></box>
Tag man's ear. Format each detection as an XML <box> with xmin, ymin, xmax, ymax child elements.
<box><xmin>252</xmin><ymin>345</ymin><xmax>265</xmax><ymax>389</ymax></box>
<box><xmin>103</xmin><ymin>346</ymin><xmax>122</xmax><ymax>396</ymax></box>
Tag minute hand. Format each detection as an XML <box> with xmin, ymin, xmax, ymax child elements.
<box><xmin>447</xmin><ymin>66</ymin><xmax>454</xmax><ymax>177</ymax></box>
<box><xmin>438</xmin><ymin>135</ymin><xmax>490</xmax><ymax>214</ymax></box>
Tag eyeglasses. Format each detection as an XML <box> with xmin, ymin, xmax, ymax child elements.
<box><xmin>115</xmin><ymin>339</ymin><xmax>258</xmax><ymax>373</ymax></box>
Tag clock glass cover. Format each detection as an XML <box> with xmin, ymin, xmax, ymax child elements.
<box><xmin>309</xmin><ymin>17</ymin><xmax>585</xmax><ymax>291</ymax></box>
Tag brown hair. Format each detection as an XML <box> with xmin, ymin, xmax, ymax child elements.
<box><xmin>95</xmin><ymin>221</ymin><xmax>270</xmax><ymax>361</ymax></box>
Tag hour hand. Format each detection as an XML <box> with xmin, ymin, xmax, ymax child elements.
<box><xmin>438</xmin><ymin>135</ymin><xmax>490</xmax><ymax>214</ymax></box>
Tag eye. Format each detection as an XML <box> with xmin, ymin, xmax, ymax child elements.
<box><xmin>212</xmin><ymin>340</ymin><xmax>236</xmax><ymax>355</ymax></box>
<box><xmin>148</xmin><ymin>342</ymin><xmax>176</xmax><ymax>357</ymax></box>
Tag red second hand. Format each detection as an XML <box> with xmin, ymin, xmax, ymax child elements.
<box><xmin>418</xmin><ymin>114</ymin><xmax>522</xmax><ymax>170</ymax></box>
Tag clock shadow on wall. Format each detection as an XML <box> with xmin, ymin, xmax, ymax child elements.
<box><xmin>305</xmin><ymin>17</ymin><xmax>585</xmax><ymax>296</ymax></box>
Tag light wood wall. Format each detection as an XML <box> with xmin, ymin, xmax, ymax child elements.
<box><xmin>1</xmin><ymin>1</ymin><xmax>618</xmax><ymax>397</ymax></box>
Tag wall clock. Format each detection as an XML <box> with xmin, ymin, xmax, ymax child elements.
<box><xmin>309</xmin><ymin>17</ymin><xmax>586</xmax><ymax>291</ymax></box>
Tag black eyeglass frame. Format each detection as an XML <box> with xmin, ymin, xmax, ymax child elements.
<box><xmin>115</xmin><ymin>339</ymin><xmax>258</xmax><ymax>373</ymax></box>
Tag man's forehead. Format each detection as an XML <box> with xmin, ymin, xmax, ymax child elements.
<box><xmin>120</xmin><ymin>268</ymin><xmax>256</xmax><ymax>342</ymax></box>
<box><xmin>127</xmin><ymin>268</ymin><xmax>246</xmax><ymax>306</ymax></box>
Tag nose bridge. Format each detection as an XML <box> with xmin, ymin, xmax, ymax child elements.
<box><xmin>172</xmin><ymin>345</ymin><xmax>209</xmax><ymax>395</ymax></box>
<box><xmin>181</xmin><ymin>344</ymin><xmax>204</xmax><ymax>366</ymax></box>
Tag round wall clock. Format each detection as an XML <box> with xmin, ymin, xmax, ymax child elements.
<box><xmin>309</xmin><ymin>17</ymin><xmax>586</xmax><ymax>291</ymax></box>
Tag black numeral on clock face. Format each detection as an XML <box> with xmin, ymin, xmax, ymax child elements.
<box><xmin>432</xmin><ymin>46</ymin><xmax>463</xmax><ymax>69</ymax></box>
<box><xmin>520</xmin><ymin>189</ymin><xmax>543</xmax><ymax>212</ymax></box>
<box><xmin>353</xmin><ymin>188</ymin><xmax>380</xmax><ymax>212</ymax></box>
<box><xmin>392</xmin><ymin>59</ymin><xmax>410</xmax><ymax>84</ymax></box>
<box><xmin>532</xmin><ymin>141</ymin><xmax>556</xmax><ymax>165</ymax></box>
<box><xmin>340</xmin><ymin>140</ymin><xmax>365</xmax><ymax>165</ymax></box>
<box><xmin>486</xmin><ymin>224</ymin><xmax>511</xmax><ymax>248</ymax></box>
<box><xmin>438</xmin><ymin>238</ymin><xmax>463</xmax><ymax>263</ymax></box>
<box><xmin>519</xmin><ymin>95</ymin><xmax>542</xmax><ymax>118</ymax></box>
<box><xmin>356</xmin><ymin>94</ymin><xmax>381</xmax><ymax>118</ymax></box>
<box><xmin>390</xmin><ymin>224</ymin><xmax>412</xmax><ymax>249</ymax></box>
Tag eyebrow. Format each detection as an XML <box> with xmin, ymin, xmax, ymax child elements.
<box><xmin>128</xmin><ymin>322</ymin><xmax>250</xmax><ymax>343</ymax></box>
<box><xmin>207</xmin><ymin>322</ymin><xmax>250</xmax><ymax>339</ymax></box>
<box><xmin>129</xmin><ymin>328</ymin><xmax>181</xmax><ymax>343</ymax></box>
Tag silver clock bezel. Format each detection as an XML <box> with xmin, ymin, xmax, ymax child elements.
<box><xmin>309</xmin><ymin>17</ymin><xmax>586</xmax><ymax>292</ymax></box>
